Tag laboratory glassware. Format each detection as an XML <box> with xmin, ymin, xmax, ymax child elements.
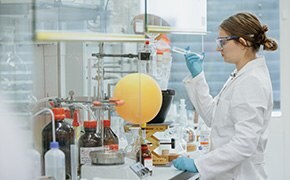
<box><xmin>42</xmin><ymin>108</ymin><xmax>75</xmax><ymax>179</ymax></box>
<box><xmin>103</xmin><ymin>120</ymin><xmax>119</xmax><ymax>151</ymax></box>
<box><xmin>125</xmin><ymin>127</ymin><xmax>141</xmax><ymax>160</ymax></box>
<box><xmin>78</xmin><ymin>120</ymin><xmax>102</xmax><ymax>174</ymax></box>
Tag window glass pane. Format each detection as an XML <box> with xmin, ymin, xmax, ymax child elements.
<box><xmin>145</xmin><ymin>0</ymin><xmax>207</xmax><ymax>33</ymax></box>
<box><xmin>35</xmin><ymin>0</ymin><xmax>144</xmax><ymax>34</ymax></box>
<box><xmin>0</xmin><ymin>4</ymin><xmax>34</xmax><ymax>118</ymax></box>
<box><xmin>168</xmin><ymin>0</ymin><xmax>280</xmax><ymax>110</ymax></box>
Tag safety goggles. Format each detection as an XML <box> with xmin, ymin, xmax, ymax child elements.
<box><xmin>216</xmin><ymin>36</ymin><xmax>240</xmax><ymax>49</ymax></box>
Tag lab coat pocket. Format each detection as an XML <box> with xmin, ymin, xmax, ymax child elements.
<box><xmin>252</xmin><ymin>153</ymin><xmax>265</xmax><ymax>165</ymax></box>
<box><xmin>213</xmin><ymin>98</ymin><xmax>232</xmax><ymax>137</ymax></box>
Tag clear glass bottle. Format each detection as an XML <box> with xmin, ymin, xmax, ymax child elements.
<box><xmin>42</xmin><ymin>108</ymin><xmax>75</xmax><ymax>179</ymax></box>
<box><xmin>78</xmin><ymin>120</ymin><xmax>102</xmax><ymax>174</ymax></box>
<box><xmin>103</xmin><ymin>120</ymin><xmax>119</xmax><ymax>151</ymax></box>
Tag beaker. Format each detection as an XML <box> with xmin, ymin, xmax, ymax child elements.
<box><xmin>124</xmin><ymin>127</ymin><xmax>141</xmax><ymax>160</ymax></box>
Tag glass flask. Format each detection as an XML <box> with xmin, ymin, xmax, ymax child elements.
<box><xmin>42</xmin><ymin>108</ymin><xmax>75</xmax><ymax>179</ymax></box>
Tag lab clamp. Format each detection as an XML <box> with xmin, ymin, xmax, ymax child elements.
<box><xmin>47</xmin><ymin>92</ymin><xmax>124</xmax><ymax>123</ymax></box>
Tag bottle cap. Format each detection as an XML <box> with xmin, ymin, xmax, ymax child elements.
<box><xmin>84</xmin><ymin>120</ymin><xmax>97</xmax><ymax>128</ymax></box>
<box><xmin>145</xmin><ymin>40</ymin><xmax>150</xmax><ymax>45</ymax></box>
<box><xmin>141</xmin><ymin>144</ymin><xmax>149</xmax><ymax>150</ymax></box>
<box><xmin>50</xmin><ymin>141</ymin><xmax>59</xmax><ymax>149</ymax></box>
<box><xmin>64</xmin><ymin>109</ymin><xmax>71</xmax><ymax>118</ymax></box>
<box><xmin>103</xmin><ymin>120</ymin><xmax>110</xmax><ymax>127</ymax></box>
<box><xmin>156</xmin><ymin>50</ymin><xmax>164</xmax><ymax>55</ymax></box>
<box><xmin>52</xmin><ymin>108</ymin><xmax>65</xmax><ymax>120</ymax></box>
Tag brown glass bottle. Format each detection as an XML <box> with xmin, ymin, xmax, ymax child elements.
<box><xmin>103</xmin><ymin>120</ymin><xmax>119</xmax><ymax>151</ymax></box>
<box><xmin>136</xmin><ymin>144</ymin><xmax>153</xmax><ymax>173</ymax></box>
<box><xmin>78</xmin><ymin>120</ymin><xmax>102</xmax><ymax>174</ymax></box>
<box><xmin>136</xmin><ymin>125</ymin><xmax>153</xmax><ymax>173</ymax></box>
<box><xmin>42</xmin><ymin>108</ymin><xmax>75</xmax><ymax>179</ymax></box>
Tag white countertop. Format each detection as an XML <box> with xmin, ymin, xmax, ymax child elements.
<box><xmin>81</xmin><ymin>160</ymin><xmax>199</xmax><ymax>180</ymax></box>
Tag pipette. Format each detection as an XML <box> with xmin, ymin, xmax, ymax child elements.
<box><xmin>171</xmin><ymin>46</ymin><xmax>204</xmax><ymax>59</ymax></box>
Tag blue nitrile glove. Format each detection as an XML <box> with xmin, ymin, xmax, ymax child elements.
<box><xmin>172</xmin><ymin>156</ymin><xmax>198</xmax><ymax>173</ymax></box>
<box><xmin>184</xmin><ymin>47</ymin><xmax>204</xmax><ymax>78</ymax></box>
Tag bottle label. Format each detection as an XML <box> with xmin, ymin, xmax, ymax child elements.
<box><xmin>80</xmin><ymin>147</ymin><xmax>103</xmax><ymax>164</ymax></box>
<box><xmin>199</xmin><ymin>130</ymin><xmax>210</xmax><ymax>153</ymax></box>
<box><xmin>144</xmin><ymin>158</ymin><xmax>153</xmax><ymax>171</ymax></box>
<box><xmin>104</xmin><ymin>144</ymin><xmax>119</xmax><ymax>151</ymax></box>
<box><xmin>200</xmin><ymin>130</ymin><xmax>210</xmax><ymax>144</ymax></box>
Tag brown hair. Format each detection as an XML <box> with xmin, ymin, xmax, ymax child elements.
<box><xmin>220</xmin><ymin>12</ymin><xmax>278</xmax><ymax>52</ymax></box>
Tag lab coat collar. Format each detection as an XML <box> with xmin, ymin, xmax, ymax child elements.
<box><xmin>232</xmin><ymin>56</ymin><xmax>266</xmax><ymax>79</ymax></box>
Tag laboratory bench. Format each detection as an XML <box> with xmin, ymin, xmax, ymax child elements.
<box><xmin>81</xmin><ymin>158</ymin><xmax>199</xmax><ymax>180</ymax></box>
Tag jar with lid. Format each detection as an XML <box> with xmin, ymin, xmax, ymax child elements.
<box><xmin>42</xmin><ymin>107</ymin><xmax>75</xmax><ymax>179</ymax></box>
<box><xmin>103</xmin><ymin>120</ymin><xmax>119</xmax><ymax>151</ymax></box>
<box><xmin>78</xmin><ymin>120</ymin><xmax>102</xmax><ymax>173</ymax></box>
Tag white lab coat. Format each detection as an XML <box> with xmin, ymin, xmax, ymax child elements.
<box><xmin>183</xmin><ymin>56</ymin><xmax>273</xmax><ymax>180</ymax></box>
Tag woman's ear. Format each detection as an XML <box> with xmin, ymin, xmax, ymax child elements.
<box><xmin>238</xmin><ymin>37</ymin><xmax>249</xmax><ymax>47</ymax></box>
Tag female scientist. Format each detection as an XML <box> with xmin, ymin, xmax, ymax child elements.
<box><xmin>173</xmin><ymin>12</ymin><xmax>278</xmax><ymax>180</ymax></box>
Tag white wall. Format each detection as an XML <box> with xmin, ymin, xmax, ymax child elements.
<box><xmin>280</xmin><ymin>0</ymin><xmax>290</xmax><ymax>179</ymax></box>
<box><xmin>263</xmin><ymin>1</ymin><xmax>290</xmax><ymax>179</ymax></box>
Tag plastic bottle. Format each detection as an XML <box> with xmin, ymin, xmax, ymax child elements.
<box><xmin>30</xmin><ymin>148</ymin><xmax>41</xmax><ymax>180</ymax></box>
<box><xmin>78</xmin><ymin>120</ymin><xmax>102</xmax><ymax>173</ymax></box>
<box><xmin>42</xmin><ymin>107</ymin><xmax>75</xmax><ymax>179</ymax></box>
<box><xmin>27</xmin><ymin>127</ymin><xmax>41</xmax><ymax>180</ymax></box>
<box><xmin>198</xmin><ymin>122</ymin><xmax>210</xmax><ymax>153</ymax></box>
<box><xmin>103</xmin><ymin>120</ymin><xmax>119</xmax><ymax>151</ymax></box>
<box><xmin>154</xmin><ymin>34</ymin><xmax>172</xmax><ymax>90</ymax></box>
<box><xmin>45</xmin><ymin>141</ymin><xmax>66</xmax><ymax>180</ymax></box>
